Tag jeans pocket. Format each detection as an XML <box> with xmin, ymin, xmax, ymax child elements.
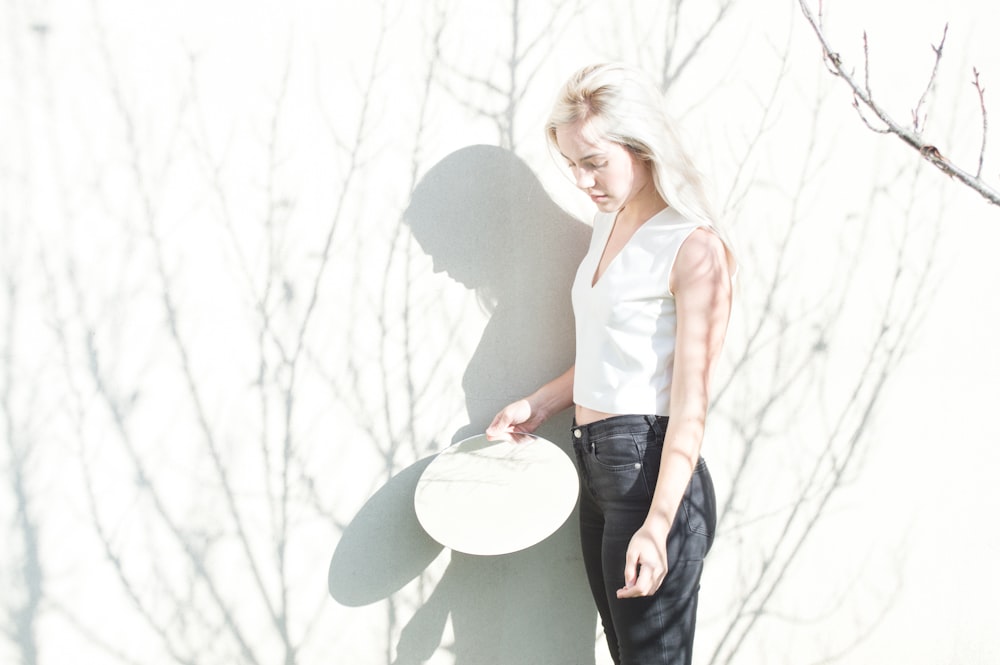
<box><xmin>682</xmin><ymin>460</ymin><xmax>717</xmax><ymax>545</ymax></box>
<box><xmin>591</xmin><ymin>432</ymin><xmax>643</xmax><ymax>471</ymax></box>
<box><xmin>587</xmin><ymin>433</ymin><xmax>662</xmax><ymax>503</ymax></box>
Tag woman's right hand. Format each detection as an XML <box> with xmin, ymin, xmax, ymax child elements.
<box><xmin>484</xmin><ymin>366</ymin><xmax>575</xmax><ymax>440</ymax></box>
<box><xmin>485</xmin><ymin>399</ymin><xmax>540</xmax><ymax>440</ymax></box>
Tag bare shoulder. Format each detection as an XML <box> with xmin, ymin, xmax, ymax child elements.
<box><xmin>671</xmin><ymin>227</ymin><xmax>730</xmax><ymax>292</ymax></box>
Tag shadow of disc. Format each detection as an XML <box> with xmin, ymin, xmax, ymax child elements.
<box><xmin>328</xmin><ymin>455</ymin><xmax>443</xmax><ymax>606</ymax></box>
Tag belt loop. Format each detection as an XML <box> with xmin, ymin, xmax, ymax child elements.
<box><xmin>644</xmin><ymin>414</ymin><xmax>665</xmax><ymax>438</ymax></box>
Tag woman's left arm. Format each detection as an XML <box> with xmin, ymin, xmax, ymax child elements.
<box><xmin>617</xmin><ymin>227</ymin><xmax>733</xmax><ymax>599</ymax></box>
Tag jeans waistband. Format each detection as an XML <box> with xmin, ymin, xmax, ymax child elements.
<box><xmin>571</xmin><ymin>414</ymin><xmax>668</xmax><ymax>444</ymax></box>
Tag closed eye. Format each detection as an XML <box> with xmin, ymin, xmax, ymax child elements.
<box><xmin>560</xmin><ymin>152</ymin><xmax>607</xmax><ymax>170</ymax></box>
<box><xmin>565</xmin><ymin>160</ymin><xmax>607</xmax><ymax>171</ymax></box>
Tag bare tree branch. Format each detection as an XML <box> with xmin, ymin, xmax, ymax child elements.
<box><xmin>2</xmin><ymin>12</ymin><xmax>44</xmax><ymax>663</ymax></box>
<box><xmin>719</xmin><ymin>24</ymin><xmax>795</xmax><ymax>217</ymax></box>
<box><xmin>3</xmin><ymin>238</ymin><xmax>44</xmax><ymax>665</ymax></box>
<box><xmin>709</xmin><ymin>144</ymin><xmax>943</xmax><ymax>663</ymax></box>
<box><xmin>49</xmin><ymin>601</ymin><xmax>148</xmax><ymax>665</ymax></box>
<box><xmin>661</xmin><ymin>0</ymin><xmax>736</xmax><ymax>91</ymax></box>
<box><xmin>439</xmin><ymin>0</ymin><xmax>587</xmax><ymax>150</ymax></box>
<box><xmin>797</xmin><ymin>0</ymin><xmax>1000</xmax><ymax>207</ymax></box>
<box><xmin>89</xmin><ymin>3</ymin><xmax>300</xmax><ymax>661</ymax></box>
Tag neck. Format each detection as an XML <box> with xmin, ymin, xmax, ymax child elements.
<box><xmin>618</xmin><ymin>183</ymin><xmax>668</xmax><ymax>228</ymax></box>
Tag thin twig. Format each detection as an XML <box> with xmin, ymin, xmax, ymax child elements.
<box><xmin>912</xmin><ymin>25</ymin><xmax>948</xmax><ymax>133</ymax></box>
<box><xmin>862</xmin><ymin>32</ymin><xmax>873</xmax><ymax>98</ymax></box>
<box><xmin>852</xmin><ymin>33</ymin><xmax>892</xmax><ymax>134</ymax></box>
<box><xmin>973</xmin><ymin>67</ymin><xmax>988</xmax><ymax>179</ymax></box>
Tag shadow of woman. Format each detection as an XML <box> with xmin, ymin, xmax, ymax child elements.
<box><xmin>327</xmin><ymin>144</ymin><xmax>595</xmax><ymax>663</ymax></box>
<box><xmin>391</xmin><ymin>144</ymin><xmax>596</xmax><ymax>665</ymax></box>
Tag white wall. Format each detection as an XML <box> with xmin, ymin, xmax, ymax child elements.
<box><xmin>2</xmin><ymin>1</ymin><xmax>999</xmax><ymax>664</ymax></box>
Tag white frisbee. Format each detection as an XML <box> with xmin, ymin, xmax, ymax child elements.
<box><xmin>414</xmin><ymin>432</ymin><xmax>579</xmax><ymax>555</ymax></box>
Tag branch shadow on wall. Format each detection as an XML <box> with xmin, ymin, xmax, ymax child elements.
<box><xmin>329</xmin><ymin>145</ymin><xmax>596</xmax><ymax>664</ymax></box>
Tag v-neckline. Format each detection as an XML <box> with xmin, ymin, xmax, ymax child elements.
<box><xmin>590</xmin><ymin>207</ymin><xmax>668</xmax><ymax>288</ymax></box>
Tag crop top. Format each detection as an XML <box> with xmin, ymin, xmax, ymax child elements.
<box><xmin>571</xmin><ymin>207</ymin><xmax>706</xmax><ymax>416</ymax></box>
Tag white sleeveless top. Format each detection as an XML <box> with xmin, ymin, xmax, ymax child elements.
<box><xmin>571</xmin><ymin>207</ymin><xmax>706</xmax><ymax>416</ymax></box>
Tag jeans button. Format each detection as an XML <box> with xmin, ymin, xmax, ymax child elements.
<box><xmin>573</xmin><ymin>428</ymin><xmax>582</xmax><ymax>438</ymax></box>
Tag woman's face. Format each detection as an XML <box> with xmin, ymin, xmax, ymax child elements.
<box><xmin>555</xmin><ymin>120</ymin><xmax>653</xmax><ymax>214</ymax></box>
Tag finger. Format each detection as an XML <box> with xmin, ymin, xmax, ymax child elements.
<box><xmin>649</xmin><ymin>562</ymin><xmax>669</xmax><ymax>595</ymax></box>
<box><xmin>616</xmin><ymin>575</ymin><xmax>640</xmax><ymax>598</ymax></box>
<box><xmin>485</xmin><ymin>415</ymin><xmax>511</xmax><ymax>439</ymax></box>
<box><xmin>616</xmin><ymin>578</ymin><xmax>633</xmax><ymax>598</ymax></box>
<box><xmin>617</xmin><ymin>561</ymin><xmax>661</xmax><ymax>599</ymax></box>
<box><xmin>634</xmin><ymin>563</ymin><xmax>657</xmax><ymax>596</ymax></box>
<box><xmin>622</xmin><ymin>551</ymin><xmax>639</xmax><ymax>589</ymax></box>
<box><xmin>508</xmin><ymin>431</ymin><xmax>535</xmax><ymax>444</ymax></box>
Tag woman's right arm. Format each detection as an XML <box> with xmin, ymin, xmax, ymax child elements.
<box><xmin>485</xmin><ymin>366</ymin><xmax>575</xmax><ymax>439</ymax></box>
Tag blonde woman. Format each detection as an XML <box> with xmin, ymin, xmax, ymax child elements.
<box><xmin>487</xmin><ymin>63</ymin><xmax>735</xmax><ymax>665</ymax></box>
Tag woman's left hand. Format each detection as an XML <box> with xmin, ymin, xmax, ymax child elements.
<box><xmin>616</xmin><ymin>522</ymin><xmax>670</xmax><ymax>598</ymax></box>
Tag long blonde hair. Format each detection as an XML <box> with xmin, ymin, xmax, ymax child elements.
<box><xmin>545</xmin><ymin>63</ymin><xmax>717</xmax><ymax>227</ymax></box>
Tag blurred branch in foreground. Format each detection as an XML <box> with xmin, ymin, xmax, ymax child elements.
<box><xmin>439</xmin><ymin>0</ymin><xmax>585</xmax><ymax>150</ymax></box>
<box><xmin>658</xmin><ymin>0</ymin><xmax>736</xmax><ymax>91</ymax></box>
<box><xmin>707</xmin><ymin>35</ymin><xmax>946</xmax><ymax>656</ymax></box>
<box><xmin>797</xmin><ymin>0</ymin><xmax>1000</xmax><ymax>207</ymax></box>
<box><xmin>2</xmin><ymin>232</ymin><xmax>44</xmax><ymax>665</ymax></box>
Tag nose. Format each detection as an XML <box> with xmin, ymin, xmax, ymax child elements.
<box><xmin>573</xmin><ymin>167</ymin><xmax>594</xmax><ymax>190</ymax></box>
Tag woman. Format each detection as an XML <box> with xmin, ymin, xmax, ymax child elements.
<box><xmin>486</xmin><ymin>63</ymin><xmax>735</xmax><ymax>665</ymax></box>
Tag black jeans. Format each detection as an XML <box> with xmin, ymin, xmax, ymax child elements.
<box><xmin>572</xmin><ymin>415</ymin><xmax>716</xmax><ymax>665</ymax></box>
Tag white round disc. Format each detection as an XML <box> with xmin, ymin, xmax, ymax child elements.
<box><xmin>414</xmin><ymin>432</ymin><xmax>579</xmax><ymax>555</ymax></box>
